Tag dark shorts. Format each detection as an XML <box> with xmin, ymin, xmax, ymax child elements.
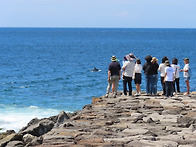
<box><xmin>134</xmin><ymin>73</ymin><xmax>141</xmax><ymax>84</ymax></box>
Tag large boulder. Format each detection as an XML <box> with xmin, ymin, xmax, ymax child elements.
<box><xmin>19</xmin><ymin>119</ymin><xmax>55</xmax><ymax>137</ymax></box>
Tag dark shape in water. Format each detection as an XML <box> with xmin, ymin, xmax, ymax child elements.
<box><xmin>92</xmin><ymin>67</ymin><xmax>99</xmax><ymax>72</ymax></box>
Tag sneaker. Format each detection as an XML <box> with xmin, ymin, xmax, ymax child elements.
<box><xmin>184</xmin><ymin>92</ymin><xmax>190</xmax><ymax>95</ymax></box>
<box><xmin>112</xmin><ymin>94</ymin><xmax>116</xmax><ymax>98</ymax></box>
<box><xmin>135</xmin><ymin>93</ymin><xmax>139</xmax><ymax>96</ymax></box>
<box><xmin>146</xmin><ymin>93</ymin><xmax>152</xmax><ymax>96</ymax></box>
<box><xmin>122</xmin><ymin>93</ymin><xmax>127</xmax><ymax>96</ymax></box>
<box><xmin>104</xmin><ymin>94</ymin><xmax>109</xmax><ymax>98</ymax></box>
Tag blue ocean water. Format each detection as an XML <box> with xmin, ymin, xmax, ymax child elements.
<box><xmin>0</xmin><ymin>28</ymin><xmax>196</xmax><ymax>131</ymax></box>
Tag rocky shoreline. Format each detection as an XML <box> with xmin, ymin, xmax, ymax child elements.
<box><xmin>1</xmin><ymin>91</ymin><xmax>196</xmax><ymax>147</ymax></box>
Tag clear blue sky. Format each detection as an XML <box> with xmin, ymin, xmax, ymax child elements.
<box><xmin>1</xmin><ymin>0</ymin><xmax>196</xmax><ymax>28</ymax></box>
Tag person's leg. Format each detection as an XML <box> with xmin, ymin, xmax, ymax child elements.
<box><xmin>106</xmin><ymin>77</ymin><xmax>114</xmax><ymax>96</ymax></box>
<box><xmin>149</xmin><ymin>75</ymin><xmax>153</xmax><ymax>95</ymax></box>
<box><xmin>146</xmin><ymin>75</ymin><xmax>150</xmax><ymax>94</ymax></box>
<box><xmin>176</xmin><ymin>78</ymin><xmax>180</xmax><ymax>93</ymax></box>
<box><xmin>163</xmin><ymin>81</ymin><xmax>166</xmax><ymax>95</ymax></box>
<box><xmin>154</xmin><ymin>74</ymin><xmax>158</xmax><ymax>94</ymax></box>
<box><xmin>185</xmin><ymin>80</ymin><xmax>190</xmax><ymax>94</ymax></box>
<box><xmin>128</xmin><ymin>77</ymin><xmax>132</xmax><ymax>96</ymax></box>
<box><xmin>165</xmin><ymin>81</ymin><xmax>169</xmax><ymax>97</ymax></box>
<box><xmin>112</xmin><ymin>82</ymin><xmax>115</xmax><ymax>93</ymax></box>
<box><xmin>136</xmin><ymin>84</ymin><xmax>139</xmax><ymax>93</ymax></box>
<box><xmin>173</xmin><ymin>80</ymin><xmax>176</xmax><ymax>93</ymax></box>
<box><xmin>114</xmin><ymin>76</ymin><xmax>119</xmax><ymax>96</ymax></box>
<box><xmin>138</xmin><ymin>73</ymin><xmax>141</xmax><ymax>94</ymax></box>
<box><xmin>134</xmin><ymin>74</ymin><xmax>138</xmax><ymax>94</ymax></box>
<box><xmin>152</xmin><ymin>75</ymin><xmax>156</xmax><ymax>95</ymax></box>
<box><xmin>169</xmin><ymin>82</ymin><xmax>174</xmax><ymax>96</ymax></box>
<box><xmin>161</xmin><ymin>77</ymin><xmax>165</xmax><ymax>95</ymax></box>
<box><xmin>123</xmin><ymin>76</ymin><xmax>128</xmax><ymax>95</ymax></box>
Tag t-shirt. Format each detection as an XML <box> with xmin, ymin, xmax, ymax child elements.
<box><xmin>122</xmin><ymin>60</ymin><xmax>135</xmax><ymax>77</ymax></box>
<box><xmin>134</xmin><ymin>63</ymin><xmax>142</xmax><ymax>74</ymax></box>
<box><xmin>183</xmin><ymin>64</ymin><xmax>191</xmax><ymax>77</ymax></box>
<box><xmin>109</xmin><ymin>61</ymin><xmax>121</xmax><ymax>76</ymax></box>
<box><xmin>159</xmin><ymin>63</ymin><xmax>166</xmax><ymax>77</ymax></box>
<box><xmin>165</xmin><ymin>66</ymin><xmax>174</xmax><ymax>82</ymax></box>
<box><xmin>171</xmin><ymin>64</ymin><xmax>180</xmax><ymax>78</ymax></box>
<box><xmin>152</xmin><ymin>63</ymin><xmax>159</xmax><ymax>75</ymax></box>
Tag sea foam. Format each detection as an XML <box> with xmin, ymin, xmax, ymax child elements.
<box><xmin>0</xmin><ymin>104</ymin><xmax>60</xmax><ymax>132</ymax></box>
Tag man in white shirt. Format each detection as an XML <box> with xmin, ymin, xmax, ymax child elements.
<box><xmin>122</xmin><ymin>54</ymin><xmax>136</xmax><ymax>96</ymax></box>
<box><xmin>164</xmin><ymin>60</ymin><xmax>174</xmax><ymax>97</ymax></box>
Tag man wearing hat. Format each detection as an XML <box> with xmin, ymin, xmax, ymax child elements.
<box><xmin>105</xmin><ymin>55</ymin><xmax>121</xmax><ymax>98</ymax></box>
<box><xmin>122</xmin><ymin>53</ymin><xmax>136</xmax><ymax>96</ymax></box>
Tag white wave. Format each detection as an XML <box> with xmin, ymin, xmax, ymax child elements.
<box><xmin>0</xmin><ymin>105</ymin><xmax>60</xmax><ymax>133</ymax></box>
<box><xmin>29</xmin><ymin>105</ymin><xmax>39</xmax><ymax>109</ymax></box>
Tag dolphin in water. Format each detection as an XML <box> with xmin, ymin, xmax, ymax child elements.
<box><xmin>91</xmin><ymin>67</ymin><xmax>101</xmax><ymax>72</ymax></box>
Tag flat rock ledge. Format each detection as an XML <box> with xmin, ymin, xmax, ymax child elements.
<box><xmin>1</xmin><ymin>92</ymin><xmax>196</xmax><ymax>147</ymax></box>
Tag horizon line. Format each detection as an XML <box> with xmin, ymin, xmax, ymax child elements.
<box><xmin>0</xmin><ymin>27</ymin><xmax>196</xmax><ymax>29</ymax></box>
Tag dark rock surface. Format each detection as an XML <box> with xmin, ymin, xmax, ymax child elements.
<box><xmin>1</xmin><ymin>91</ymin><xmax>196</xmax><ymax>147</ymax></box>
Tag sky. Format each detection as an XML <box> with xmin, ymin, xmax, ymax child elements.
<box><xmin>0</xmin><ymin>0</ymin><xmax>196</xmax><ymax>28</ymax></box>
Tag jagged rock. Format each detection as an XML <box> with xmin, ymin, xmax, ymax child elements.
<box><xmin>20</xmin><ymin>119</ymin><xmax>55</xmax><ymax>137</ymax></box>
<box><xmin>25</xmin><ymin>136</ymin><xmax>43</xmax><ymax>146</ymax></box>
<box><xmin>20</xmin><ymin>117</ymin><xmax>40</xmax><ymax>132</ymax></box>
<box><xmin>54</xmin><ymin>111</ymin><xmax>69</xmax><ymax>127</ymax></box>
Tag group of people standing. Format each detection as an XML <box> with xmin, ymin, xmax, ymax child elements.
<box><xmin>105</xmin><ymin>54</ymin><xmax>191</xmax><ymax>98</ymax></box>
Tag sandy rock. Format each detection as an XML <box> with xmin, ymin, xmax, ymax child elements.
<box><xmin>6</xmin><ymin>141</ymin><xmax>24</xmax><ymax>147</ymax></box>
<box><xmin>122</xmin><ymin>128</ymin><xmax>149</xmax><ymax>136</ymax></box>
<box><xmin>0</xmin><ymin>134</ymin><xmax>16</xmax><ymax>147</ymax></box>
<box><xmin>92</xmin><ymin>97</ymin><xmax>103</xmax><ymax>104</ymax></box>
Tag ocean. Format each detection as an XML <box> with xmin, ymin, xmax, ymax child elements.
<box><xmin>0</xmin><ymin>28</ymin><xmax>196</xmax><ymax>132</ymax></box>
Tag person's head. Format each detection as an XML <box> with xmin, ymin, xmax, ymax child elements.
<box><xmin>172</xmin><ymin>58</ymin><xmax>178</xmax><ymax>65</ymax></box>
<box><xmin>162</xmin><ymin>56</ymin><xmax>168</xmax><ymax>63</ymax></box>
<box><xmin>152</xmin><ymin>57</ymin><xmax>158</xmax><ymax>64</ymax></box>
<box><xmin>123</xmin><ymin>56</ymin><xmax>127</xmax><ymax>61</ymax></box>
<box><xmin>126</xmin><ymin>53</ymin><xmax>136</xmax><ymax>61</ymax></box>
<box><xmin>136</xmin><ymin>59</ymin><xmax>141</xmax><ymax>64</ymax></box>
<box><xmin>145</xmin><ymin>55</ymin><xmax>152</xmax><ymax>62</ymax></box>
<box><xmin>165</xmin><ymin>60</ymin><xmax>170</xmax><ymax>66</ymax></box>
<box><xmin>111</xmin><ymin>55</ymin><xmax>117</xmax><ymax>62</ymax></box>
<box><xmin>183</xmin><ymin>58</ymin><xmax>189</xmax><ymax>64</ymax></box>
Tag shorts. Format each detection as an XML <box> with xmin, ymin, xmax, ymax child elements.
<box><xmin>134</xmin><ymin>73</ymin><xmax>141</xmax><ymax>84</ymax></box>
<box><xmin>184</xmin><ymin>77</ymin><xmax>190</xmax><ymax>81</ymax></box>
